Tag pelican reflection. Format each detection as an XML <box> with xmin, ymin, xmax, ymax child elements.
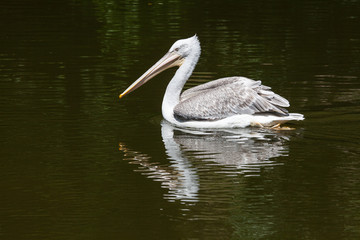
<box><xmin>120</xmin><ymin>121</ymin><xmax>291</xmax><ymax>202</ymax></box>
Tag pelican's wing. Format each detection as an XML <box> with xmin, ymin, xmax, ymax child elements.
<box><xmin>174</xmin><ymin>77</ymin><xmax>290</xmax><ymax>121</ymax></box>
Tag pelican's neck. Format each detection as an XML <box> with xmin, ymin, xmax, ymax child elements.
<box><xmin>162</xmin><ymin>47</ymin><xmax>200</xmax><ymax>122</ymax></box>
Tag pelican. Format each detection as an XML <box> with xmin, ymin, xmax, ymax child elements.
<box><xmin>120</xmin><ymin>35</ymin><xmax>304</xmax><ymax>129</ymax></box>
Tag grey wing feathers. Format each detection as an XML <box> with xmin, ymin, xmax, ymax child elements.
<box><xmin>174</xmin><ymin>77</ymin><xmax>289</xmax><ymax>121</ymax></box>
<box><xmin>180</xmin><ymin>77</ymin><xmax>241</xmax><ymax>101</ymax></box>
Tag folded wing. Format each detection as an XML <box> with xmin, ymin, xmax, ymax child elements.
<box><xmin>174</xmin><ymin>77</ymin><xmax>290</xmax><ymax>121</ymax></box>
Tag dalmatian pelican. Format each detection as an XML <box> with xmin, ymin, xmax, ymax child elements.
<box><xmin>120</xmin><ymin>35</ymin><xmax>304</xmax><ymax>129</ymax></box>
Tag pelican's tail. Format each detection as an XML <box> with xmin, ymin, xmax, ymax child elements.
<box><xmin>265</xmin><ymin>113</ymin><xmax>304</xmax><ymax>127</ymax></box>
<box><xmin>289</xmin><ymin>113</ymin><xmax>304</xmax><ymax>120</ymax></box>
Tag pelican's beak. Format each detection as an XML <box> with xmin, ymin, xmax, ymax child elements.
<box><xmin>119</xmin><ymin>51</ymin><xmax>184</xmax><ymax>98</ymax></box>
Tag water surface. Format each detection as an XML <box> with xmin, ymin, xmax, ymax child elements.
<box><xmin>1</xmin><ymin>0</ymin><xmax>360</xmax><ymax>239</ymax></box>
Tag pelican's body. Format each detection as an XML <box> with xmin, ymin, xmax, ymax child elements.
<box><xmin>120</xmin><ymin>36</ymin><xmax>304</xmax><ymax>128</ymax></box>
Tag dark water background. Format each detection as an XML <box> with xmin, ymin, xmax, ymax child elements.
<box><xmin>1</xmin><ymin>0</ymin><xmax>360</xmax><ymax>239</ymax></box>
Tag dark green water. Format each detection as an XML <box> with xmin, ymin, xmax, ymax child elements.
<box><xmin>1</xmin><ymin>0</ymin><xmax>360</xmax><ymax>239</ymax></box>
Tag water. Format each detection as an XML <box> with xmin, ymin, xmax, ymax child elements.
<box><xmin>1</xmin><ymin>0</ymin><xmax>360</xmax><ymax>239</ymax></box>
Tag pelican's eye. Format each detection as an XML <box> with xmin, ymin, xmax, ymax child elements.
<box><xmin>174</xmin><ymin>47</ymin><xmax>180</xmax><ymax>52</ymax></box>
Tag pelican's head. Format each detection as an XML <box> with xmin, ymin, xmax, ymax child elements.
<box><xmin>169</xmin><ymin>35</ymin><xmax>200</xmax><ymax>58</ymax></box>
<box><xmin>119</xmin><ymin>35</ymin><xmax>200</xmax><ymax>98</ymax></box>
